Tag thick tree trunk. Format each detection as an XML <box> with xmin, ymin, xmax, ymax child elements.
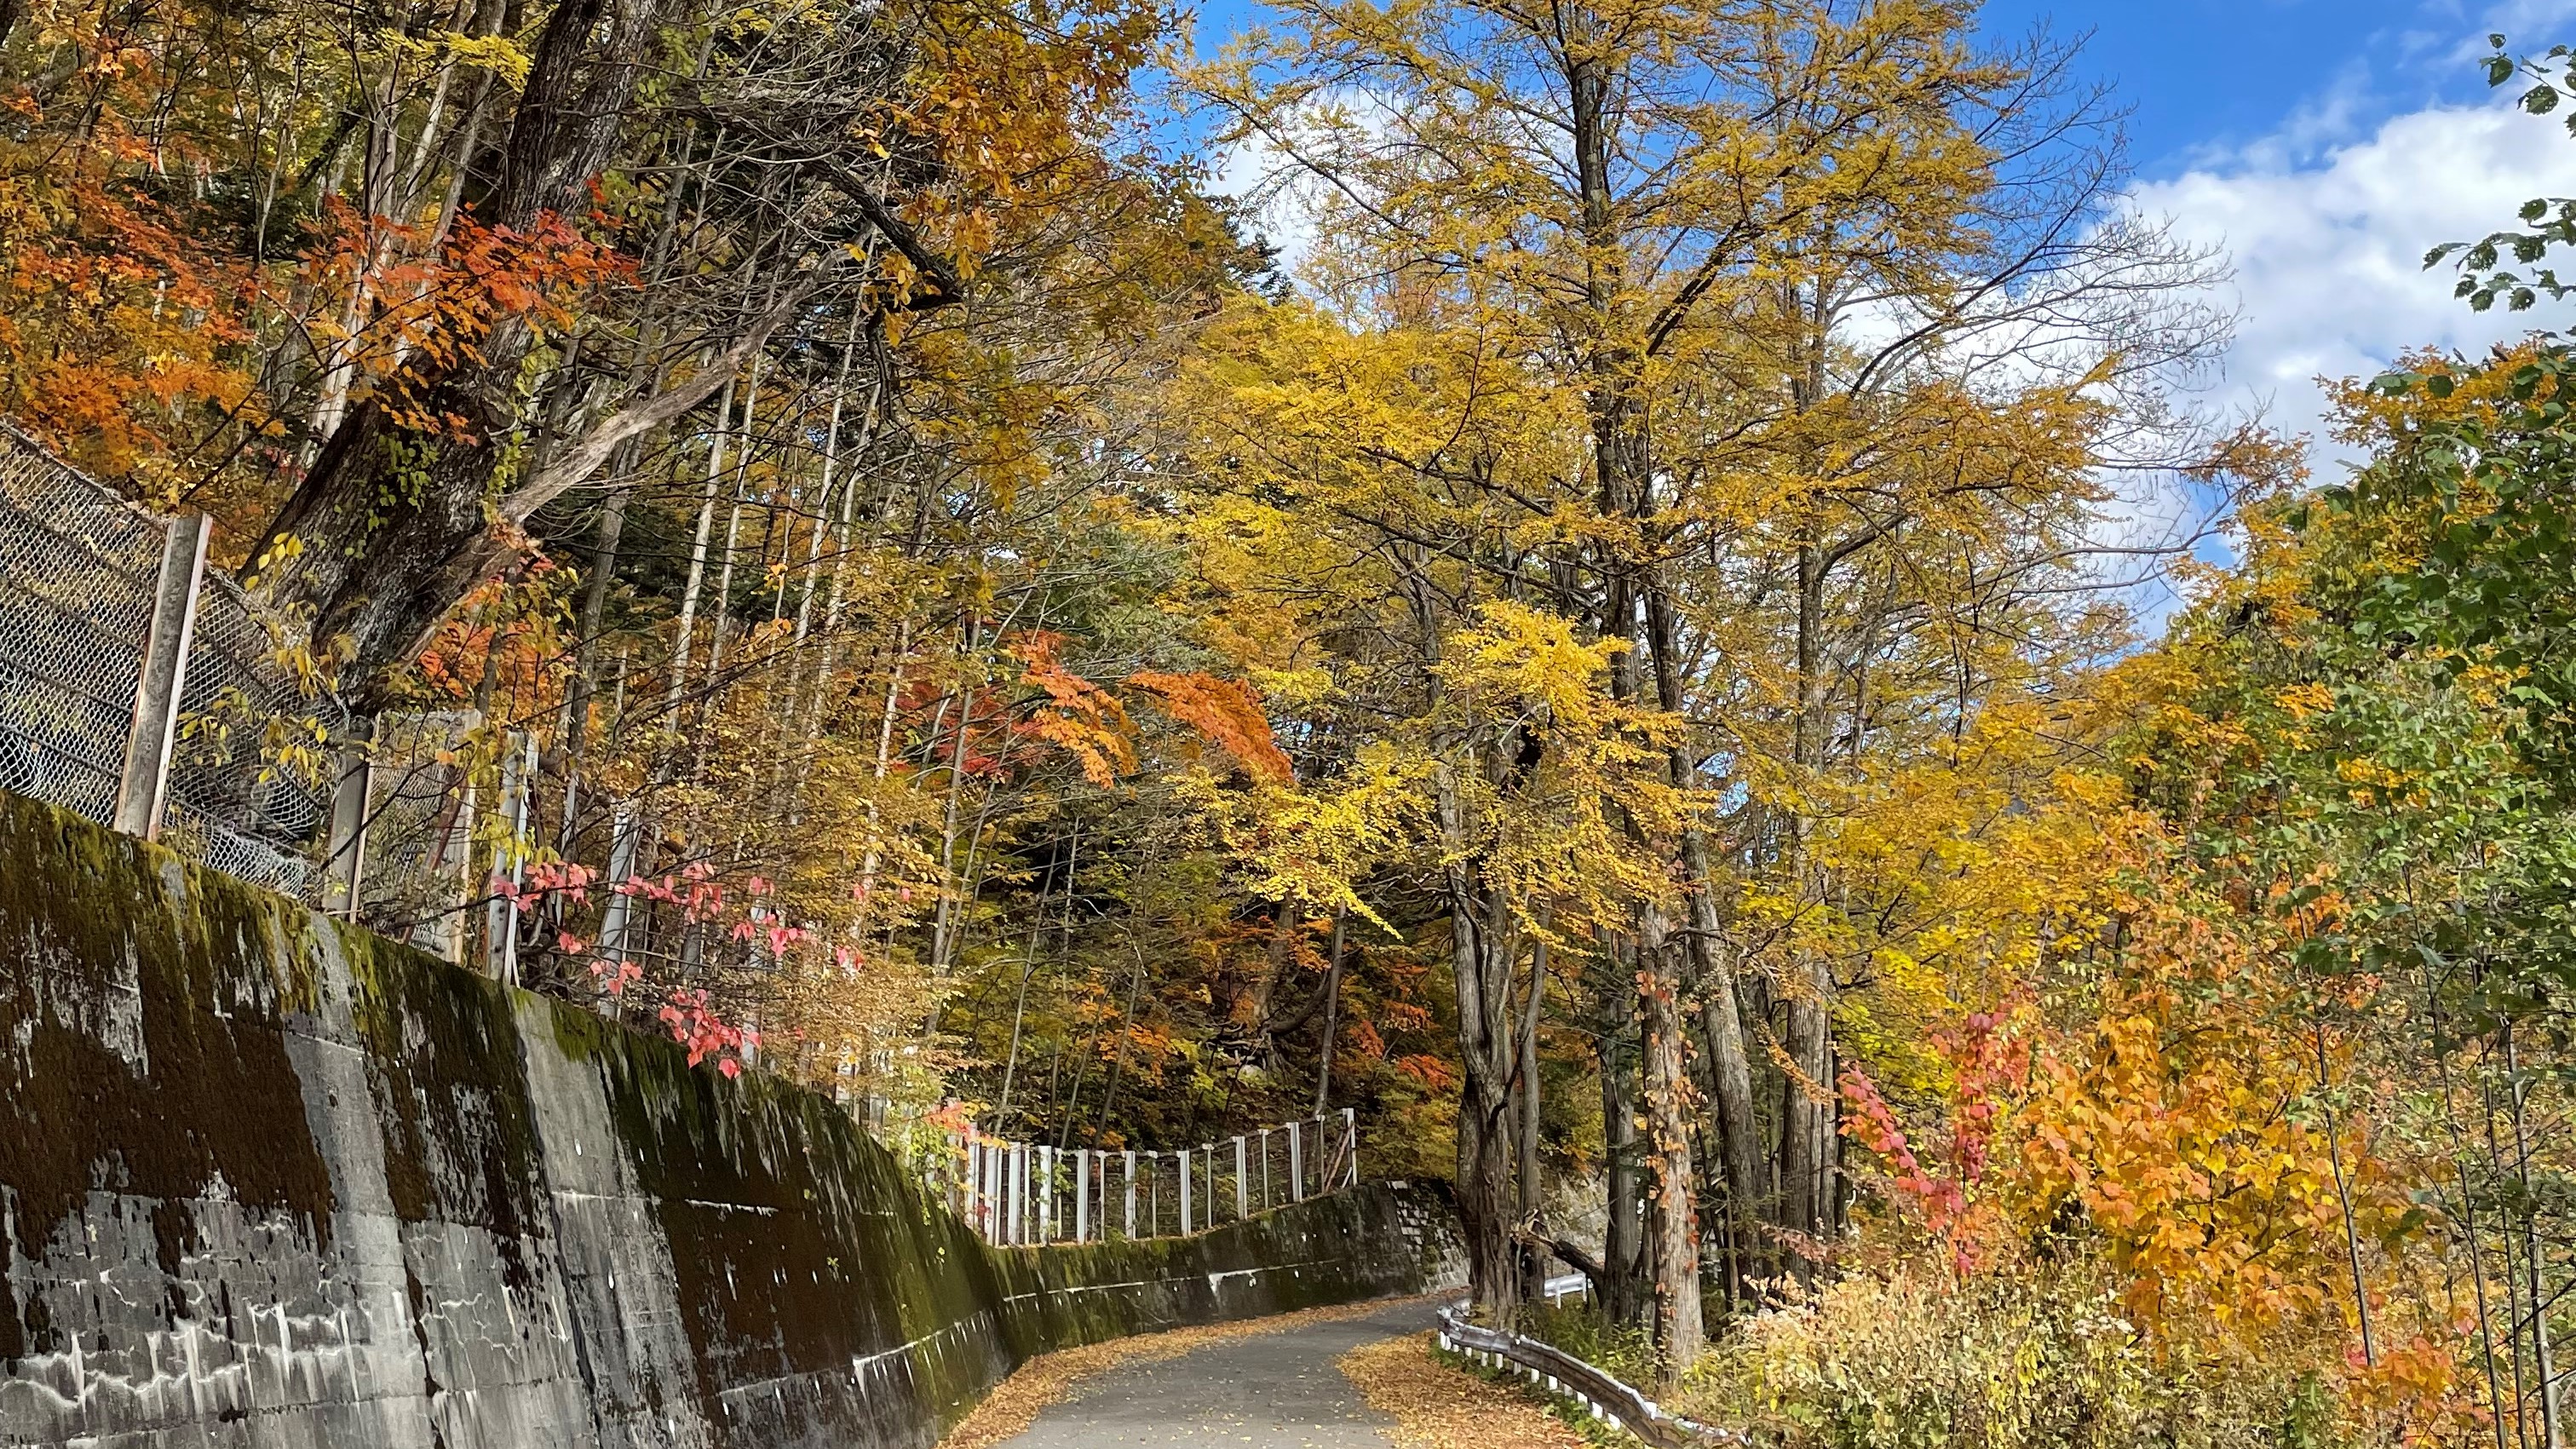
<box><xmin>1439</xmin><ymin>766</ymin><xmax>1522</xmax><ymax>1327</ymax></box>
<box><xmin>1516</xmin><ymin>933</ymin><xmax>1546</xmax><ymax>1299</ymax></box>
<box><xmin>1638</xmin><ymin>908</ymin><xmax>1703</xmax><ymax>1377</ymax></box>
<box><xmin>245</xmin><ymin>0</ymin><xmax>729</xmax><ymax>698</ymax></box>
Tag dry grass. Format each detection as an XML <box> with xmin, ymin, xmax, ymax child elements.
<box><xmin>934</xmin><ymin>1296</ymin><xmax>1434</xmax><ymax>1449</ymax></box>
<box><xmin>1338</xmin><ymin>1331</ymin><xmax>1594</xmax><ymax>1449</ymax></box>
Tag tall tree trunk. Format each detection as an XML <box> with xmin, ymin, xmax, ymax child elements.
<box><xmin>664</xmin><ymin>373</ymin><xmax>737</xmax><ymax>727</ymax></box>
<box><xmin>1439</xmin><ymin>764</ymin><xmax>1521</xmax><ymax>1327</ymax></box>
<box><xmin>1638</xmin><ymin>906</ymin><xmax>1703</xmax><ymax>1377</ymax></box>
<box><xmin>1516</xmin><ymin>932</ymin><xmax>1546</xmax><ymax>1299</ymax></box>
<box><xmin>1598</xmin><ymin>985</ymin><xmax>1643</xmax><ymax>1325</ymax></box>
<box><xmin>1778</xmin><ymin>534</ymin><xmax>1836</xmax><ymax>1262</ymax></box>
<box><xmin>1314</xmin><ymin>907</ymin><xmax>1347</xmax><ymax>1114</ymax></box>
<box><xmin>1647</xmin><ymin>580</ymin><xmax>1762</xmax><ymax>1284</ymax></box>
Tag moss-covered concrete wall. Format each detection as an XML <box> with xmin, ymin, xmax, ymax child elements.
<box><xmin>0</xmin><ymin>793</ymin><xmax>1466</xmax><ymax>1448</ymax></box>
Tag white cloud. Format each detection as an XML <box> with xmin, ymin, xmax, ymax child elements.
<box><xmin>2130</xmin><ymin>96</ymin><xmax>2575</xmax><ymax>474</ymax></box>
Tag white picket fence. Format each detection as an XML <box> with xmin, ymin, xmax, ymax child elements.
<box><xmin>938</xmin><ymin>1108</ymin><xmax>1360</xmax><ymax>1246</ymax></box>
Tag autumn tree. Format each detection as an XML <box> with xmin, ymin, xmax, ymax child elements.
<box><xmin>1190</xmin><ymin>0</ymin><xmax>2234</xmax><ymax>1366</ymax></box>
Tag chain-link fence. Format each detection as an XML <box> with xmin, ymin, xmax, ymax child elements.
<box><xmin>0</xmin><ymin>425</ymin><xmax>1369</xmax><ymax>1214</ymax></box>
<box><xmin>0</xmin><ymin>423</ymin><xmax>339</xmax><ymax>895</ymax></box>
<box><xmin>0</xmin><ymin>424</ymin><xmax>166</xmax><ymax>824</ymax></box>
<box><xmin>0</xmin><ymin>424</ymin><xmax>647</xmax><ymax>980</ymax></box>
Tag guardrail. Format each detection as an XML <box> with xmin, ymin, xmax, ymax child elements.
<box><xmin>1435</xmin><ymin>1298</ymin><xmax>1738</xmax><ymax>1448</ymax></box>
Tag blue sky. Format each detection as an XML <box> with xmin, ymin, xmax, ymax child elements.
<box><xmin>1980</xmin><ymin>0</ymin><xmax>2502</xmax><ymax>178</ymax></box>
<box><xmin>1193</xmin><ymin>0</ymin><xmax>2576</xmax><ymax>471</ymax></box>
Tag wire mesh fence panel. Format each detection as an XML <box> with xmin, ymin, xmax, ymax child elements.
<box><xmin>0</xmin><ymin>424</ymin><xmax>341</xmax><ymax>899</ymax></box>
<box><xmin>358</xmin><ymin>710</ymin><xmax>486</xmax><ymax>957</ymax></box>
<box><xmin>0</xmin><ymin>424</ymin><xmax>164</xmax><ymax>825</ymax></box>
<box><xmin>159</xmin><ymin>578</ymin><xmax>342</xmax><ymax>898</ymax></box>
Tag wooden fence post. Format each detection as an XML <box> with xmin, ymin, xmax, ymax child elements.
<box><xmin>113</xmin><ymin>513</ymin><xmax>211</xmax><ymax>841</ymax></box>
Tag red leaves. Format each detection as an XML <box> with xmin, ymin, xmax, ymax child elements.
<box><xmin>658</xmin><ymin>988</ymin><xmax>757</xmax><ymax>1078</ymax></box>
<box><xmin>1838</xmin><ymin>1009</ymin><xmax>2027</xmax><ymax>1275</ymax></box>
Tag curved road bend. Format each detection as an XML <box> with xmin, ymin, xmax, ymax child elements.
<box><xmin>992</xmin><ymin>1299</ymin><xmax>1440</xmax><ymax>1449</ymax></box>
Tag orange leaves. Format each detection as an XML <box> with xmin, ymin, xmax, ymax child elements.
<box><xmin>2004</xmin><ymin>819</ymin><xmax>2388</xmax><ymax>1346</ymax></box>
<box><xmin>1008</xmin><ymin>630</ymin><xmax>1136</xmax><ymax>786</ymax></box>
<box><xmin>318</xmin><ymin>206</ymin><xmax>630</xmax><ymax>438</ymax></box>
<box><xmin>1394</xmin><ymin>1053</ymin><xmax>1457</xmax><ymax>1091</ymax></box>
<box><xmin>1003</xmin><ymin>632</ymin><xmax>1289</xmax><ymax>788</ymax></box>
<box><xmin>0</xmin><ymin>158</ymin><xmax>259</xmax><ymax>491</ymax></box>
<box><xmin>1129</xmin><ymin>670</ymin><xmax>1292</xmax><ymax>782</ymax></box>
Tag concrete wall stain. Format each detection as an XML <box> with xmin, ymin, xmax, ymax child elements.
<box><xmin>0</xmin><ymin>792</ymin><xmax>1468</xmax><ymax>1448</ymax></box>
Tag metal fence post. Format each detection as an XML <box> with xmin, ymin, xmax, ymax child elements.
<box><xmin>596</xmin><ymin>798</ymin><xmax>641</xmax><ymax>963</ymax></box>
<box><xmin>1124</xmin><ymin>1150</ymin><xmax>1136</xmax><ymax>1239</ymax></box>
<box><xmin>483</xmin><ymin>730</ymin><xmax>534</xmax><ymax>982</ymax></box>
<box><xmin>1075</xmin><ymin>1148</ymin><xmax>1090</xmax><ymax>1243</ymax></box>
<box><xmin>987</xmin><ymin>1142</ymin><xmax>1006</xmax><ymax>1244</ymax></box>
<box><xmin>1234</xmin><ymin>1136</ymin><xmax>1247</xmax><ymax>1221</ymax></box>
<box><xmin>112</xmin><ymin>513</ymin><xmax>210</xmax><ymax>840</ymax></box>
<box><xmin>1013</xmin><ymin>1143</ymin><xmax>1028</xmax><ymax>1245</ymax></box>
<box><xmin>1344</xmin><ymin>1106</ymin><xmax>1360</xmax><ymax>1187</ymax></box>
<box><xmin>319</xmin><ymin>737</ymin><xmax>374</xmax><ymax>919</ymax></box>
<box><xmin>1288</xmin><ymin>1119</ymin><xmax>1304</xmax><ymax>1202</ymax></box>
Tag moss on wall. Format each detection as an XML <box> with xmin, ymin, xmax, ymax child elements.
<box><xmin>0</xmin><ymin>791</ymin><xmax>1463</xmax><ymax>1449</ymax></box>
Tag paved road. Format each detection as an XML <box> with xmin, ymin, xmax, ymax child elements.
<box><xmin>995</xmin><ymin>1300</ymin><xmax>1438</xmax><ymax>1449</ymax></box>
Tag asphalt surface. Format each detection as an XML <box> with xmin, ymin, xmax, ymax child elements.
<box><xmin>993</xmin><ymin>1299</ymin><xmax>1440</xmax><ymax>1449</ymax></box>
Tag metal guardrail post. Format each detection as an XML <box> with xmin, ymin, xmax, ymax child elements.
<box><xmin>1124</xmin><ymin>1150</ymin><xmax>1137</xmax><ymax>1239</ymax></box>
<box><xmin>112</xmin><ymin>512</ymin><xmax>210</xmax><ymax>840</ymax></box>
<box><xmin>1289</xmin><ymin>1119</ymin><xmax>1304</xmax><ymax>1202</ymax></box>
<box><xmin>319</xmin><ymin>736</ymin><xmax>374</xmax><ymax>919</ymax></box>
<box><xmin>1178</xmin><ymin>1148</ymin><xmax>1192</xmax><ymax>1234</ymax></box>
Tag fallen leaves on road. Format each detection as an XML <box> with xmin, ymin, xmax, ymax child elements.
<box><xmin>936</xmin><ymin>1296</ymin><xmax>1431</xmax><ymax>1449</ymax></box>
<box><xmin>1338</xmin><ymin>1332</ymin><xmax>1594</xmax><ymax>1449</ymax></box>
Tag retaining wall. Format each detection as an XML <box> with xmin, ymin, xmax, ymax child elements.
<box><xmin>0</xmin><ymin>792</ymin><xmax>1464</xmax><ymax>1447</ymax></box>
